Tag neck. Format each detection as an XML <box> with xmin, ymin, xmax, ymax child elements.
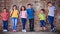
<box><xmin>22</xmin><ymin>10</ymin><xmax>25</xmax><ymax>11</ymax></box>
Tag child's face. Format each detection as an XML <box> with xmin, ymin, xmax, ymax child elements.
<box><xmin>3</xmin><ymin>9</ymin><xmax>6</xmax><ymax>12</ymax></box>
<box><xmin>22</xmin><ymin>7</ymin><xmax>24</xmax><ymax>11</ymax></box>
<box><xmin>13</xmin><ymin>6</ymin><xmax>16</xmax><ymax>10</ymax></box>
<box><xmin>40</xmin><ymin>10</ymin><xmax>43</xmax><ymax>14</ymax></box>
<box><xmin>48</xmin><ymin>3</ymin><xmax>52</xmax><ymax>7</ymax></box>
<box><xmin>28</xmin><ymin>5</ymin><xmax>31</xmax><ymax>8</ymax></box>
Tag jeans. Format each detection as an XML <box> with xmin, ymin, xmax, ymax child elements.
<box><xmin>40</xmin><ymin>20</ymin><xmax>46</xmax><ymax>27</ymax></box>
<box><xmin>48</xmin><ymin>16</ymin><xmax>55</xmax><ymax>29</ymax></box>
<box><xmin>3</xmin><ymin>20</ymin><xmax>8</xmax><ymax>30</ymax></box>
<box><xmin>21</xmin><ymin>18</ymin><xmax>26</xmax><ymax>29</ymax></box>
<box><xmin>29</xmin><ymin>18</ymin><xmax>34</xmax><ymax>31</ymax></box>
<box><xmin>12</xmin><ymin>18</ymin><xmax>18</xmax><ymax>30</ymax></box>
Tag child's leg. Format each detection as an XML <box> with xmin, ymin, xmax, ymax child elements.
<box><xmin>40</xmin><ymin>27</ymin><xmax>43</xmax><ymax>31</ymax></box>
<box><xmin>43</xmin><ymin>21</ymin><xmax>46</xmax><ymax>31</ymax></box>
<box><xmin>12</xmin><ymin>18</ymin><xmax>15</xmax><ymax>30</ymax></box>
<box><xmin>3</xmin><ymin>20</ymin><xmax>8</xmax><ymax>31</ymax></box>
<box><xmin>31</xmin><ymin>18</ymin><xmax>34</xmax><ymax>31</ymax></box>
<box><xmin>14</xmin><ymin>18</ymin><xmax>18</xmax><ymax>30</ymax></box>
<box><xmin>5</xmin><ymin>20</ymin><xmax>8</xmax><ymax>30</ymax></box>
<box><xmin>48</xmin><ymin>16</ymin><xmax>55</xmax><ymax>29</ymax></box>
<box><xmin>3</xmin><ymin>21</ymin><xmax>6</xmax><ymax>30</ymax></box>
<box><xmin>40</xmin><ymin>20</ymin><xmax>43</xmax><ymax>31</ymax></box>
<box><xmin>29</xmin><ymin>19</ymin><xmax>32</xmax><ymax>31</ymax></box>
<box><xmin>43</xmin><ymin>27</ymin><xmax>46</xmax><ymax>31</ymax></box>
<box><xmin>22</xmin><ymin>18</ymin><xmax>26</xmax><ymax>29</ymax></box>
<box><xmin>29</xmin><ymin>18</ymin><xmax>34</xmax><ymax>31</ymax></box>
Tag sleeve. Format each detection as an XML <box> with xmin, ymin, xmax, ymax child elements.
<box><xmin>19</xmin><ymin>11</ymin><xmax>21</xmax><ymax>16</ymax></box>
<box><xmin>54</xmin><ymin>6</ymin><xmax>56</xmax><ymax>10</ymax></box>
<box><xmin>26</xmin><ymin>11</ymin><xmax>28</xmax><ymax>16</ymax></box>
<box><xmin>32</xmin><ymin>8</ymin><xmax>35</xmax><ymax>13</ymax></box>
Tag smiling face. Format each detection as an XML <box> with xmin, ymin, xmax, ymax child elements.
<box><xmin>13</xmin><ymin>6</ymin><xmax>16</xmax><ymax>10</ymax></box>
<box><xmin>40</xmin><ymin>10</ymin><xmax>44</xmax><ymax>14</ymax></box>
<box><xmin>21</xmin><ymin>7</ymin><xmax>25</xmax><ymax>11</ymax></box>
<box><xmin>28</xmin><ymin>4</ymin><xmax>32</xmax><ymax>9</ymax></box>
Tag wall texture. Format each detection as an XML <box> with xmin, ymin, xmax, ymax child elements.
<box><xmin>0</xmin><ymin>0</ymin><xmax>60</xmax><ymax>32</ymax></box>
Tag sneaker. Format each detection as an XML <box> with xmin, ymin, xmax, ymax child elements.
<box><xmin>22</xmin><ymin>29</ymin><xmax>26</xmax><ymax>32</ymax></box>
<box><xmin>13</xmin><ymin>30</ymin><xmax>16</xmax><ymax>32</ymax></box>
<box><xmin>53</xmin><ymin>27</ymin><xmax>56</xmax><ymax>32</ymax></box>
<box><xmin>3</xmin><ymin>30</ymin><xmax>7</xmax><ymax>32</ymax></box>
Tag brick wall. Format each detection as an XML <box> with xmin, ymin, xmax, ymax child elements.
<box><xmin>0</xmin><ymin>0</ymin><xmax>60</xmax><ymax>32</ymax></box>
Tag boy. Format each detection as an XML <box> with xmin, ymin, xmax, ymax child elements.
<box><xmin>27</xmin><ymin>4</ymin><xmax>35</xmax><ymax>32</ymax></box>
<box><xmin>47</xmin><ymin>2</ymin><xmax>56</xmax><ymax>32</ymax></box>
<box><xmin>38</xmin><ymin>9</ymin><xmax>46</xmax><ymax>31</ymax></box>
<box><xmin>1</xmin><ymin>8</ymin><xmax>9</xmax><ymax>32</ymax></box>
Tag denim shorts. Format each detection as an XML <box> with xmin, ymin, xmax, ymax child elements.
<box><xmin>40</xmin><ymin>20</ymin><xmax>46</xmax><ymax>27</ymax></box>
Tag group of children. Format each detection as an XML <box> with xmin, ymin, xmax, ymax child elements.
<box><xmin>0</xmin><ymin>2</ymin><xmax>56</xmax><ymax>32</ymax></box>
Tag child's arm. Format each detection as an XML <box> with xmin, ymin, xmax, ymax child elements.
<box><xmin>54</xmin><ymin>8</ymin><xmax>57</xmax><ymax>24</ymax></box>
<box><xmin>0</xmin><ymin>13</ymin><xmax>1</xmax><ymax>19</ymax></box>
<box><xmin>10</xmin><ymin>11</ymin><xmax>12</xmax><ymax>17</ymax></box>
<box><xmin>38</xmin><ymin>13</ymin><xmax>40</xmax><ymax>20</ymax></box>
<box><xmin>26</xmin><ymin>11</ymin><xmax>28</xmax><ymax>18</ymax></box>
<box><xmin>45</xmin><ymin>9</ymin><xmax>49</xmax><ymax>18</ymax></box>
<box><xmin>0</xmin><ymin>13</ymin><xmax>2</xmax><ymax>19</ymax></box>
<box><xmin>17</xmin><ymin>10</ymin><xmax>19</xmax><ymax>17</ymax></box>
<box><xmin>20</xmin><ymin>11</ymin><xmax>22</xmax><ymax>16</ymax></box>
<box><xmin>7</xmin><ymin>12</ymin><xmax>10</xmax><ymax>18</ymax></box>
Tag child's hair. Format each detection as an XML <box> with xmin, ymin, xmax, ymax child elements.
<box><xmin>47</xmin><ymin>2</ymin><xmax>52</xmax><ymax>4</ymax></box>
<box><xmin>12</xmin><ymin>5</ymin><xmax>17</xmax><ymax>11</ymax></box>
<box><xmin>41</xmin><ymin>9</ymin><xmax>45</xmax><ymax>14</ymax></box>
<box><xmin>27</xmin><ymin>4</ymin><xmax>32</xmax><ymax>6</ymax></box>
<box><xmin>3</xmin><ymin>8</ymin><xmax>6</xmax><ymax>10</ymax></box>
<box><xmin>20</xmin><ymin>6</ymin><xmax>26</xmax><ymax>11</ymax></box>
<box><xmin>3</xmin><ymin>8</ymin><xmax>8</xmax><ymax>12</ymax></box>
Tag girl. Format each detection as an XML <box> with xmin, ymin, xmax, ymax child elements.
<box><xmin>38</xmin><ymin>9</ymin><xmax>46</xmax><ymax>31</ymax></box>
<box><xmin>10</xmin><ymin>5</ymin><xmax>19</xmax><ymax>32</ymax></box>
<box><xmin>1</xmin><ymin>8</ymin><xmax>9</xmax><ymax>32</ymax></box>
<box><xmin>20</xmin><ymin>6</ymin><xmax>27</xmax><ymax>32</ymax></box>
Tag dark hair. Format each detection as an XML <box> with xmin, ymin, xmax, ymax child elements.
<box><xmin>20</xmin><ymin>6</ymin><xmax>26</xmax><ymax>11</ymax></box>
<box><xmin>47</xmin><ymin>2</ymin><xmax>52</xmax><ymax>4</ymax></box>
<box><xmin>3</xmin><ymin>8</ymin><xmax>8</xmax><ymax>12</ymax></box>
<box><xmin>41</xmin><ymin>9</ymin><xmax>45</xmax><ymax>13</ymax></box>
<box><xmin>3</xmin><ymin>8</ymin><xmax>6</xmax><ymax>10</ymax></box>
<box><xmin>12</xmin><ymin>5</ymin><xmax>17</xmax><ymax>10</ymax></box>
<box><xmin>27</xmin><ymin>4</ymin><xmax>32</xmax><ymax>6</ymax></box>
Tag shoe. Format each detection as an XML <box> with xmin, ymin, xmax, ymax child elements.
<box><xmin>3</xmin><ymin>29</ymin><xmax>7</xmax><ymax>32</ymax></box>
<box><xmin>13</xmin><ymin>30</ymin><xmax>16</xmax><ymax>32</ymax></box>
<box><xmin>22</xmin><ymin>29</ymin><xmax>26</xmax><ymax>32</ymax></box>
<box><xmin>53</xmin><ymin>27</ymin><xmax>56</xmax><ymax>32</ymax></box>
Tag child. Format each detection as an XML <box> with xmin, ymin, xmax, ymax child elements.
<box><xmin>20</xmin><ymin>6</ymin><xmax>27</xmax><ymax>32</ymax></box>
<box><xmin>47</xmin><ymin>2</ymin><xmax>56</xmax><ymax>32</ymax></box>
<box><xmin>38</xmin><ymin>9</ymin><xmax>46</xmax><ymax>31</ymax></box>
<box><xmin>10</xmin><ymin>5</ymin><xmax>19</xmax><ymax>32</ymax></box>
<box><xmin>1</xmin><ymin>8</ymin><xmax>9</xmax><ymax>32</ymax></box>
<box><xmin>27</xmin><ymin>4</ymin><xmax>35</xmax><ymax>32</ymax></box>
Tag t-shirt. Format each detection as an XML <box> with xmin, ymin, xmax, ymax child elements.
<box><xmin>38</xmin><ymin>13</ymin><xmax>46</xmax><ymax>20</ymax></box>
<box><xmin>1</xmin><ymin>12</ymin><xmax>8</xmax><ymax>21</ymax></box>
<box><xmin>20</xmin><ymin>11</ymin><xmax>27</xmax><ymax>18</ymax></box>
<box><xmin>48</xmin><ymin>6</ymin><xmax>56</xmax><ymax>17</ymax></box>
<box><xmin>11</xmin><ymin>10</ymin><xmax>19</xmax><ymax>18</ymax></box>
<box><xmin>27</xmin><ymin>8</ymin><xmax>35</xmax><ymax>19</ymax></box>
